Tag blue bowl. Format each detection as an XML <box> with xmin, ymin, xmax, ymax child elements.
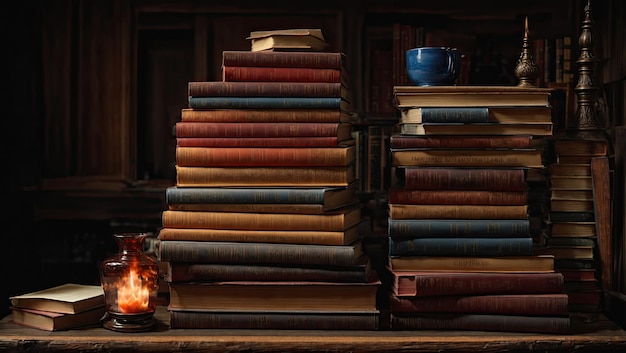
<box><xmin>406</xmin><ymin>47</ymin><xmax>462</xmax><ymax>86</ymax></box>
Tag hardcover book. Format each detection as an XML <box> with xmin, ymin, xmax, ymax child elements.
<box><xmin>10</xmin><ymin>306</ymin><xmax>106</xmax><ymax>331</ymax></box>
<box><xmin>221</xmin><ymin>50</ymin><xmax>346</xmax><ymax>69</ymax></box>
<box><xmin>188</xmin><ymin>81</ymin><xmax>348</xmax><ymax>99</ymax></box>
<box><xmin>388</xmin><ymin>188</ymin><xmax>528</xmax><ymax>206</ymax></box>
<box><xmin>399</xmin><ymin>106</ymin><xmax>552</xmax><ymax>124</ymax></box>
<box><xmin>390</xmin><ymin>134</ymin><xmax>534</xmax><ymax>149</ymax></box>
<box><xmin>389</xmin><ymin>237</ymin><xmax>534</xmax><ymax>257</ymax></box>
<box><xmin>388</xmin><ymin>204</ymin><xmax>528</xmax><ymax>220</ymax></box>
<box><xmin>398</xmin><ymin>122</ymin><xmax>553</xmax><ymax>136</ymax></box>
<box><xmin>9</xmin><ymin>284</ymin><xmax>105</xmax><ymax>315</ymax></box>
<box><xmin>391</xmin><ymin>148</ymin><xmax>544</xmax><ymax>168</ymax></box>
<box><xmin>174</xmin><ymin>122</ymin><xmax>353</xmax><ymax>140</ymax></box>
<box><xmin>387</xmin><ymin>219</ymin><xmax>530</xmax><ymax>238</ymax></box>
<box><xmin>247</xmin><ymin>28</ymin><xmax>329</xmax><ymax>52</ymax></box>
<box><xmin>393</xmin><ymin>86</ymin><xmax>552</xmax><ymax>107</ymax></box>
<box><xmin>394</xmin><ymin>167</ymin><xmax>527</xmax><ymax>191</ymax></box>
<box><xmin>389</xmin><ymin>255</ymin><xmax>555</xmax><ymax>272</ymax></box>
<box><xmin>188</xmin><ymin>96</ymin><xmax>349</xmax><ymax>110</ymax></box>
<box><xmin>180</xmin><ymin>108</ymin><xmax>353</xmax><ymax>123</ymax></box>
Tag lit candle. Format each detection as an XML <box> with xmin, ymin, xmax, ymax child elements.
<box><xmin>117</xmin><ymin>263</ymin><xmax>150</xmax><ymax>313</ymax></box>
<box><xmin>525</xmin><ymin>16</ymin><xmax>529</xmax><ymax>36</ymax></box>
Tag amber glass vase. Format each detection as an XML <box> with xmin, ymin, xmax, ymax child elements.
<box><xmin>99</xmin><ymin>233</ymin><xmax>159</xmax><ymax>332</ymax></box>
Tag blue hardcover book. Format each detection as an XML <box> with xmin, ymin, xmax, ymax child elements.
<box><xmin>388</xmin><ymin>219</ymin><xmax>530</xmax><ymax>238</ymax></box>
<box><xmin>188</xmin><ymin>97</ymin><xmax>345</xmax><ymax>109</ymax></box>
<box><xmin>388</xmin><ymin>237</ymin><xmax>534</xmax><ymax>257</ymax></box>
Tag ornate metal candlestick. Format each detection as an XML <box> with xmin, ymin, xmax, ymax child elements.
<box><xmin>515</xmin><ymin>17</ymin><xmax>539</xmax><ymax>87</ymax></box>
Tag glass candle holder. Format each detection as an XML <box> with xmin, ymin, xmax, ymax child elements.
<box><xmin>100</xmin><ymin>232</ymin><xmax>159</xmax><ymax>332</ymax></box>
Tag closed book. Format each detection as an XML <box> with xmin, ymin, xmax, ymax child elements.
<box><xmin>166</xmin><ymin>183</ymin><xmax>357</xmax><ymax>211</ymax></box>
<box><xmin>174</xmin><ymin>122</ymin><xmax>352</xmax><ymax>140</ymax></box>
<box><xmin>395</xmin><ymin>167</ymin><xmax>527</xmax><ymax>191</ymax></box>
<box><xmin>180</xmin><ymin>108</ymin><xmax>352</xmax><ymax>123</ymax></box>
<box><xmin>534</xmin><ymin>246</ymin><xmax>595</xmax><ymax>259</ymax></box>
<box><xmin>550</xmin><ymin>189</ymin><xmax>593</xmax><ymax>200</ymax></box>
<box><xmin>166</xmin><ymin>258</ymin><xmax>371</xmax><ymax>283</ymax></box>
<box><xmin>221</xmin><ymin>50</ymin><xmax>346</xmax><ymax>69</ymax></box>
<box><xmin>188</xmin><ymin>81</ymin><xmax>347</xmax><ymax>99</ymax></box>
<box><xmin>549</xmin><ymin>212</ymin><xmax>595</xmax><ymax>222</ymax></box>
<box><xmin>158</xmin><ymin>224</ymin><xmax>361</xmax><ymax>246</ymax></box>
<box><xmin>248</xmin><ymin>32</ymin><xmax>329</xmax><ymax>52</ymax></box>
<box><xmin>175</xmin><ymin>146</ymin><xmax>355</xmax><ymax>167</ymax></box>
<box><xmin>389</xmin><ymin>255</ymin><xmax>555</xmax><ymax>272</ymax></box>
<box><xmin>188</xmin><ymin>96</ymin><xmax>349</xmax><ymax>110</ymax></box>
<box><xmin>393</xmin><ymin>86</ymin><xmax>552</xmax><ymax>107</ymax></box>
<box><xmin>388</xmin><ymin>204</ymin><xmax>528</xmax><ymax>220</ymax></box>
<box><xmin>398</xmin><ymin>122</ymin><xmax>552</xmax><ymax>136</ymax></box>
<box><xmin>388</xmin><ymin>219</ymin><xmax>530</xmax><ymax>238</ymax></box>
<box><xmin>175</xmin><ymin>165</ymin><xmax>355</xmax><ymax>187</ymax></box>
<box><xmin>543</xmin><ymin>236</ymin><xmax>596</xmax><ymax>248</ymax></box>
<box><xmin>390</xmin><ymin>293</ymin><xmax>569</xmax><ymax>316</ymax></box>
<box><xmin>550</xmin><ymin>176</ymin><xmax>593</xmax><ymax>190</ymax></box>
<box><xmin>549</xmin><ymin>222</ymin><xmax>596</xmax><ymax>237</ymax></box>
<box><xmin>399</xmin><ymin>106</ymin><xmax>552</xmax><ymax>124</ymax></box>
<box><xmin>167</xmin><ymin>275</ymin><xmax>380</xmax><ymax>311</ymax></box>
<box><xmin>9</xmin><ymin>284</ymin><xmax>105</xmax><ymax>315</ymax></box>
<box><xmin>390</xmin><ymin>134</ymin><xmax>533</xmax><ymax>149</ymax></box>
<box><xmin>549</xmin><ymin>164</ymin><xmax>592</xmax><ymax>176</ymax></box>
<box><xmin>223</xmin><ymin>66</ymin><xmax>347</xmax><ymax>83</ymax></box>
<box><xmin>553</xmin><ymin>139</ymin><xmax>608</xmax><ymax>156</ymax></box>
<box><xmin>157</xmin><ymin>240</ymin><xmax>364</xmax><ymax>266</ymax></box>
<box><xmin>169</xmin><ymin>310</ymin><xmax>379</xmax><ymax>330</ymax></box>
<box><xmin>176</xmin><ymin>136</ymin><xmax>352</xmax><ymax>148</ymax></box>
<box><xmin>166</xmin><ymin>203</ymin><xmax>360</xmax><ymax>215</ymax></box>
<box><xmin>388</xmin><ymin>188</ymin><xmax>528</xmax><ymax>206</ymax></box>
<box><xmin>390</xmin><ymin>313</ymin><xmax>570</xmax><ymax>334</ymax></box>
<box><xmin>10</xmin><ymin>306</ymin><xmax>106</xmax><ymax>331</ymax></box>
<box><xmin>391</xmin><ymin>149</ymin><xmax>543</xmax><ymax>168</ymax></box>
<box><xmin>389</xmin><ymin>237</ymin><xmax>534</xmax><ymax>257</ymax></box>
<box><xmin>549</xmin><ymin>199</ymin><xmax>594</xmax><ymax>212</ymax></box>
<box><xmin>390</xmin><ymin>271</ymin><xmax>564</xmax><ymax>297</ymax></box>
<box><xmin>162</xmin><ymin>206</ymin><xmax>361</xmax><ymax>231</ymax></box>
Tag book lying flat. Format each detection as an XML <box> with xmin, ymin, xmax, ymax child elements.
<box><xmin>10</xmin><ymin>284</ymin><xmax>104</xmax><ymax>314</ymax></box>
<box><xmin>11</xmin><ymin>306</ymin><xmax>105</xmax><ymax>331</ymax></box>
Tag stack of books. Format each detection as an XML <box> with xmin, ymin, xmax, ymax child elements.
<box><xmin>157</xmin><ymin>46</ymin><xmax>381</xmax><ymax>330</ymax></box>
<box><xmin>539</xmin><ymin>138</ymin><xmax>609</xmax><ymax>312</ymax></box>
<box><xmin>9</xmin><ymin>283</ymin><xmax>105</xmax><ymax>331</ymax></box>
<box><xmin>385</xmin><ymin>85</ymin><xmax>569</xmax><ymax>333</ymax></box>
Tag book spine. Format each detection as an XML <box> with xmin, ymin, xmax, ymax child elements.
<box><xmin>157</xmin><ymin>241</ymin><xmax>360</xmax><ymax>266</ymax></box>
<box><xmin>169</xmin><ymin>311</ymin><xmax>378</xmax><ymax>330</ymax></box>
<box><xmin>180</xmin><ymin>109</ymin><xmax>346</xmax><ymax>123</ymax></box>
<box><xmin>176</xmin><ymin>137</ymin><xmax>344</xmax><ymax>148</ymax></box>
<box><xmin>162</xmin><ymin>210</ymin><xmax>353</xmax><ymax>231</ymax></box>
<box><xmin>221</xmin><ymin>51</ymin><xmax>343</xmax><ymax>68</ymax></box>
<box><xmin>391</xmin><ymin>149</ymin><xmax>542</xmax><ymax>168</ymax></box>
<box><xmin>398</xmin><ymin>167</ymin><xmax>526</xmax><ymax>191</ymax></box>
<box><xmin>388</xmin><ymin>204</ymin><xmax>528</xmax><ymax>220</ymax></box>
<box><xmin>390</xmin><ymin>313</ymin><xmax>570</xmax><ymax>334</ymax></box>
<box><xmin>394</xmin><ymin>273</ymin><xmax>564</xmax><ymax>296</ymax></box>
<box><xmin>188</xmin><ymin>81</ymin><xmax>343</xmax><ymax>97</ymax></box>
<box><xmin>388</xmin><ymin>219</ymin><xmax>530</xmax><ymax>238</ymax></box>
<box><xmin>174</xmin><ymin>122</ymin><xmax>344</xmax><ymax>138</ymax></box>
<box><xmin>175</xmin><ymin>146</ymin><xmax>353</xmax><ymax>167</ymax></box>
<box><xmin>388</xmin><ymin>189</ymin><xmax>528</xmax><ymax>205</ymax></box>
<box><xmin>176</xmin><ymin>166</ymin><xmax>354</xmax><ymax>187</ymax></box>
<box><xmin>389</xmin><ymin>135</ymin><xmax>533</xmax><ymax>149</ymax></box>
<box><xmin>390</xmin><ymin>294</ymin><xmax>569</xmax><ymax>316</ymax></box>
<box><xmin>222</xmin><ymin>66</ymin><xmax>342</xmax><ymax>83</ymax></box>
<box><xmin>166</xmin><ymin>186</ymin><xmax>326</xmax><ymax>205</ymax></box>
<box><xmin>188</xmin><ymin>97</ymin><xmax>342</xmax><ymax>109</ymax></box>
<box><xmin>157</xmin><ymin>228</ymin><xmax>351</xmax><ymax>246</ymax></box>
<box><xmin>390</xmin><ymin>256</ymin><xmax>555</xmax><ymax>272</ymax></box>
<box><xmin>388</xmin><ymin>237</ymin><xmax>534</xmax><ymax>256</ymax></box>
<box><xmin>418</xmin><ymin>107</ymin><xmax>490</xmax><ymax>123</ymax></box>
<box><xmin>167</xmin><ymin>203</ymin><xmax>334</xmax><ymax>214</ymax></box>
<box><xmin>167</xmin><ymin>263</ymin><xmax>368</xmax><ymax>283</ymax></box>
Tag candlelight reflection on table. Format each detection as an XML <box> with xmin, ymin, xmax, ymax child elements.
<box><xmin>100</xmin><ymin>232</ymin><xmax>159</xmax><ymax>332</ymax></box>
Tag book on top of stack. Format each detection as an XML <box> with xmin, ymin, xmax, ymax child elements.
<box><xmin>157</xmin><ymin>29</ymin><xmax>381</xmax><ymax>330</ymax></box>
<box><xmin>385</xmin><ymin>85</ymin><xmax>569</xmax><ymax>334</ymax></box>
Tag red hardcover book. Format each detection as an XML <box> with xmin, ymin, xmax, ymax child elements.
<box><xmin>175</xmin><ymin>146</ymin><xmax>356</xmax><ymax>167</ymax></box>
<box><xmin>221</xmin><ymin>50</ymin><xmax>346</xmax><ymax>69</ymax></box>
<box><xmin>222</xmin><ymin>66</ymin><xmax>347</xmax><ymax>83</ymax></box>
<box><xmin>390</xmin><ymin>271</ymin><xmax>564</xmax><ymax>297</ymax></box>
<box><xmin>188</xmin><ymin>81</ymin><xmax>348</xmax><ymax>100</ymax></box>
<box><xmin>390</xmin><ymin>293</ymin><xmax>569</xmax><ymax>316</ymax></box>
<box><xmin>180</xmin><ymin>108</ymin><xmax>352</xmax><ymax>123</ymax></box>
<box><xmin>389</xmin><ymin>134</ymin><xmax>533</xmax><ymax>149</ymax></box>
<box><xmin>176</xmin><ymin>137</ymin><xmax>351</xmax><ymax>148</ymax></box>
<box><xmin>395</xmin><ymin>167</ymin><xmax>527</xmax><ymax>191</ymax></box>
<box><xmin>388</xmin><ymin>188</ymin><xmax>528</xmax><ymax>205</ymax></box>
<box><xmin>174</xmin><ymin>122</ymin><xmax>352</xmax><ymax>140</ymax></box>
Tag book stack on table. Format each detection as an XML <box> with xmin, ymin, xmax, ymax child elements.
<box><xmin>535</xmin><ymin>138</ymin><xmax>609</xmax><ymax>312</ymax></box>
<box><xmin>385</xmin><ymin>85</ymin><xmax>570</xmax><ymax>333</ymax></box>
<box><xmin>157</xmin><ymin>48</ymin><xmax>381</xmax><ymax>330</ymax></box>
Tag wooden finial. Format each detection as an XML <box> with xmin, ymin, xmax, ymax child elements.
<box><xmin>515</xmin><ymin>16</ymin><xmax>539</xmax><ymax>87</ymax></box>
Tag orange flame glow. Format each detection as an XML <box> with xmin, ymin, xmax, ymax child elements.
<box><xmin>117</xmin><ymin>263</ymin><xmax>150</xmax><ymax>313</ymax></box>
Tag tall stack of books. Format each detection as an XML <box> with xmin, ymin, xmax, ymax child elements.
<box><xmin>539</xmin><ymin>138</ymin><xmax>609</xmax><ymax>312</ymax></box>
<box><xmin>157</xmin><ymin>45</ymin><xmax>381</xmax><ymax>330</ymax></box>
<box><xmin>385</xmin><ymin>85</ymin><xmax>569</xmax><ymax>334</ymax></box>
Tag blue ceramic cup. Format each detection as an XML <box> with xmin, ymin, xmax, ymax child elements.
<box><xmin>405</xmin><ymin>47</ymin><xmax>462</xmax><ymax>86</ymax></box>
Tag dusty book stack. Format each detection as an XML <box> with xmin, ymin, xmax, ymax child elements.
<box><xmin>157</xmin><ymin>47</ymin><xmax>381</xmax><ymax>330</ymax></box>
<box><xmin>536</xmin><ymin>138</ymin><xmax>609</xmax><ymax>312</ymax></box>
<box><xmin>385</xmin><ymin>85</ymin><xmax>569</xmax><ymax>334</ymax></box>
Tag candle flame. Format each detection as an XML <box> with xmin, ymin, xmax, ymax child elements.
<box><xmin>117</xmin><ymin>262</ymin><xmax>150</xmax><ymax>313</ymax></box>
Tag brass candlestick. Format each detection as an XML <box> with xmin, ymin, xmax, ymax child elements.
<box><xmin>515</xmin><ymin>17</ymin><xmax>539</xmax><ymax>87</ymax></box>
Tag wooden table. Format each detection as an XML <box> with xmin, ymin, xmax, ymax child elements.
<box><xmin>2</xmin><ymin>306</ymin><xmax>626</xmax><ymax>353</ymax></box>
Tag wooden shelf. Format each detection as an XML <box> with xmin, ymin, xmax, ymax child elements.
<box><xmin>1</xmin><ymin>306</ymin><xmax>626</xmax><ymax>352</ymax></box>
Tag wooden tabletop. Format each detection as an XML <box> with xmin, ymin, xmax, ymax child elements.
<box><xmin>1</xmin><ymin>306</ymin><xmax>626</xmax><ymax>353</ymax></box>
